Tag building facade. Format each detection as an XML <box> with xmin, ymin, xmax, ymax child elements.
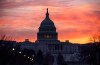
<box><xmin>20</xmin><ymin>8</ymin><xmax>80</xmax><ymax>63</ymax></box>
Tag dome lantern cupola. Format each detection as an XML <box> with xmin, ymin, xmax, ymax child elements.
<box><xmin>46</xmin><ymin>8</ymin><xmax>49</xmax><ymax>19</ymax></box>
<box><xmin>37</xmin><ymin>8</ymin><xmax>58</xmax><ymax>42</ymax></box>
<box><xmin>40</xmin><ymin>8</ymin><xmax>55</xmax><ymax>27</ymax></box>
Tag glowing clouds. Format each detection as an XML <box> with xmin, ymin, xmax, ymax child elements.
<box><xmin>0</xmin><ymin>0</ymin><xmax>100</xmax><ymax>43</ymax></box>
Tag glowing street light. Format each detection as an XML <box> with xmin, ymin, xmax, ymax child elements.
<box><xmin>12</xmin><ymin>48</ymin><xmax>15</xmax><ymax>51</ymax></box>
<box><xmin>32</xmin><ymin>55</ymin><xmax>34</xmax><ymax>57</ymax></box>
<box><xmin>24</xmin><ymin>55</ymin><xmax>26</xmax><ymax>57</ymax></box>
<box><xmin>19</xmin><ymin>51</ymin><xmax>21</xmax><ymax>54</ymax></box>
<box><xmin>31</xmin><ymin>58</ymin><xmax>33</xmax><ymax>61</ymax></box>
<box><xmin>28</xmin><ymin>57</ymin><xmax>29</xmax><ymax>58</ymax></box>
<box><xmin>31</xmin><ymin>58</ymin><xmax>33</xmax><ymax>60</ymax></box>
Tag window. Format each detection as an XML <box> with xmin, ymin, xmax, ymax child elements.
<box><xmin>45</xmin><ymin>35</ymin><xmax>51</xmax><ymax>38</ymax></box>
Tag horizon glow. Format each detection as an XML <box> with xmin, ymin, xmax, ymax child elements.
<box><xmin>0</xmin><ymin>0</ymin><xmax>100</xmax><ymax>44</ymax></box>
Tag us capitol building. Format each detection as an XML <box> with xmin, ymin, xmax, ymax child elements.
<box><xmin>20</xmin><ymin>8</ymin><xmax>80</xmax><ymax>63</ymax></box>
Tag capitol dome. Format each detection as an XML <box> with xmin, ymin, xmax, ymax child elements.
<box><xmin>39</xmin><ymin>8</ymin><xmax>56</xmax><ymax>32</ymax></box>
<box><xmin>37</xmin><ymin>8</ymin><xmax>58</xmax><ymax>42</ymax></box>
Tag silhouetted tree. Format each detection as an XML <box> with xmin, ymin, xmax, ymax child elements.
<box><xmin>0</xmin><ymin>32</ymin><xmax>14</xmax><ymax>41</ymax></box>
<box><xmin>36</xmin><ymin>50</ymin><xmax>44</xmax><ymax>65</ymax></box>
<box><xmin>80</xmin><ymin>43</ymin><xmax>99</xmax><ymax>65</ymax></box>
<box><xmin>62</xmin><ymin>62</ymin><xmax>68</xmax><ymax>65</ymax></box>
<box><xmin>57</xmin><ymin>53</ymin><xmax>65</xmax><ymax>65</ymax></box>
<box><xmin>44</xmin><ymin>52</ymin><xmax>54</xmax><ymax>65</ymax></box>
<box><xmin>0</xmin><ymin>40</ymin><xmax>35</xmax><ymax>65</ymax></box>
<box><xmin>0</xmin><ymin>32</ymin><xmax>6</xmax><ymax>40</ymax></box>
<box><xmin>89</xmin><ymin>34</ymin><xmax>100</xmax><ymax>43</ymax></box>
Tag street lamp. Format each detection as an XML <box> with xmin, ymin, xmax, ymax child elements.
<box><xmin>31</xmin><ymin>58</ymin><xmax>33</xmax><ymax>60</ymax></box>
<box><xmin>24</xmin><ymin>55</ymin><xmax>26</xmax><ymax>57</ymax></box>
<box><xmin>32</xmin><ymin>55</ymin><xmax>34</xmax><ymax>57</ymax></box>
<box><xmin>31</xmin><ymin>59</ymin><xmax>33</xmax><ymax>61</ymax></box>
<box><xmin>12</xmin><ymin>48</ymin><xmax>15</xmax><ymax>51</ymax></box>
<box><xmin>19</xmin><ymin>51</ymin><xmax>21</xmax><ymax>54</ymax></box>
<box><xmin>28</xmin><ymin>57</ymin><xmax>29</xmax><ymax>58</ymax></box>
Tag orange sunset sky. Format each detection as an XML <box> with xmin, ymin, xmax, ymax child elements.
<box><xmin>0</xmin><ymin>0</ymin><xmax>100</xmax><ymax>44</ymax></box>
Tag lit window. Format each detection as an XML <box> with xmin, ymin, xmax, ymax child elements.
<box><xmin>45</xmin><ymin>35</ymin><xmax>51</xmax><ymax>38</ymax></box>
